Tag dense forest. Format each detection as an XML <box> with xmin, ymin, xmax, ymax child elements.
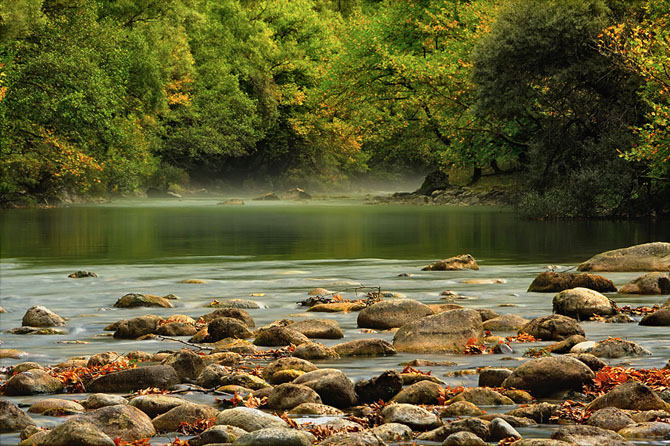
<box><xmin>0</xmin><ymin>0</ymin><xmax>668</xmax><ymax>217</ymax></box>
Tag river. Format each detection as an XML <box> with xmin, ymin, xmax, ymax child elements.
<box><xmin>1</xmin><ymin>198</ymin><xmax>669</xmax><ymax>445</ymax></box>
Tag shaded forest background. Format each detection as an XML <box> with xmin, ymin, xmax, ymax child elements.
<box><xmin>0</xmin><ymin>0</ymin><xmax>668</xmax><ymax>217</ymax></box>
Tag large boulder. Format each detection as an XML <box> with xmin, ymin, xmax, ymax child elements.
<box><xmin>586</xmin><ymin>381</ymin><xmax>670</xmax><ymax>411</ymax></box>
<box><xmin>578</xmin><ymin>242</ymin><xmax>670</xmax><ymax>272</ymax></box>
<box><xmin>152</xmin><ymin>402</ymin><xmax>218</xmax><ymax>432</ymax></box>
<box><xmin>355</xmin><ymin>370</ymin><xmax>403</xmax><ymax>404</ymax></box>
<box><xmin>380</xmin><ymin>403</ymin><xmax>442</xmax><ymax>430</ymax></box>
<box><xmin>552</xmin><ymin>288</ymin><xmax>617</xmax><ymax>319</ymax></box>
<box><xmin>640</xmin><ymin>308</ymin><xmax>670</xmax><ymax>326</ymax></box>
<box><xmin>518</xmin><ymin>314</ymin><xmax>585</xmax><ymax>341</ymax></box>
<box><xmin>162</xmin><ymin>349</ymin><xmax>206</xmax><ymax>382</ymax></box>
<box><xmin>87</xmin><ymin>365</ymin><xmax>179</xmax><ymax>393</ymax></box>
<box><xmin>528</xmin><ymin>272</ymin><xmax>616</xmax><ymax>293</ymax></box>
<box><xmin>357</xmin><ymin>299</ymin><xmax>434</xmax><ymax>329</ymax></box>
<box><xmin>416</xmin><ymin>170</ymin><xmax>450</xmax><ymax>195</ymax></box>
<box><xmin>113</xmin><ymin>314</ymin><xmax>163</xmax><ymax>339</ymax></box>
<box><xmin>215</xmin><ymin>407</ymin><xmax>287</xmax><ymax>431</ymax></box>
<box><xmin>422</xmin><ymin>254</ymin><xmax>479</xmax><ymax>271</ymax></box>
<box><xmin>289</xmin><ymin>318</ymin><xmax>343</xmax><ymax>339</ymax></box>
<box><xmin>267</xmin><ymin>383</ymin><xmax>322</xmax><ymax>410</ymax></box>
<box><xmin>39</xmin><ymin>418</ymin><xmax>115</xmax><ymax>446</ymax></box>
<box><xmin>502</xmin><ymin>356</ymin><xmax>595</xmax><ymax>397</ymax></box>
<box><xmin>21</xmin><ymin>306</ymin><xmax>65</xmax><ymax>327</ymax></box>
<box><xmin>619</xmin><ymin>272</ymin><xmax>670</xmax><ymax>294</ymax></box>
<box><xmin>0</xmin><ymin>399</ymin><xmax>36</xmax><ymax>433</ymax></box>
<box><xmin>3</xmin><ymin>369</ymin><xmax>64</xmax><ymax>396</ymax></box>
<box><xmin>393</xmin><ymin>308</ymin><xmax>483</xmax><ymax>353</ymax></box>
<box><xmin>206</xmin><ymin>317</ymin><xmax>253</xmax><ymax>341</ymax></box>
<box><xmin>332</xmin><ymin>339</ymin><xmax>396</xmax><ymax>357</ymax></box>
<box><xmin>292</xmin><ymin>368</ymin><xmax>357</xmax><ymax>408</ymax></box>
<box><xmin>113</xmin><ymin>293</ymin><xmax>173</xmax><ymax>308</ymax></box>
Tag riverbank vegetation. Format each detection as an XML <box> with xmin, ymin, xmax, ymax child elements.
<box><xmin>1</xmin><ymin>0</ymin><xmax>669</xmax><ymax>217</ymax></box>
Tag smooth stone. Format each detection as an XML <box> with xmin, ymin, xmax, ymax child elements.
<box><xmin>113</xmin><ymin>293</ymin><xmax>173</xmax><ymax>308</ymax></box>
<box><xmin>289</xmin><ymin>318</ymin><xmax>343</xmax><ymax>339</ymax></box>
<box><xmin>380</xmin><ymin>403</ymin><xmax>442</xmax><ymax>430</ymax></box>
<box><xmin>22</xmin><ymin>305</ymin><xmax>65</xmax><ymax>327</ymax></box>
<box><xmin>87</xmin><ymin>365</ymin><xmax>179</xmax><ymax>393</ymax></box>
<box><xmin>619</xmin><ymin>272</ymin><xmax>670</xmax><ymax>294</ymax></box>
<box><xmin>188</xmin><ymin>425</ymin><xmax>246</xmax><ymax>445</ymax></box>
<box><xmin>200</xmin><ymin>308</ymin><xmax>255</xmax><ymax>328</ymax></box>
<box><xmin>206</xmin><ymin>317</ymin><xmax>254</xmax><ymax>342</ymax></box>
<box><xmin>156</xmin><ymin>322</ymin><xmax>198</xmax><ymax>336</ymax></box>
<box><xmin>578</xmin><ymin>242</ymin><xmax>670</xmax><ymax>272</ymax></box>
<box><xmin>587</xmin><ymin>407</ymin><xmax>635</xmax><ymax>432</ymax></box>
<box><xmin>478</xmin><ymin>368</ymin><xmax>513</xmax><ymax>387</ymax></box>
<box><xmin>551</xmin><ymin>424</ymin><xmax>632</xmax><ymax>445</ymax></box>
<box><xmin>422</xmin><ymin>254</ymin><xmax>479</xmax><ymax>271</ymax></box>
<box><xmin>234</xmin><ymin>427</ymin><xmax>313</xmax><ymax>446</ymax></box>
<box><xmin>307</xmin><ymin>302</ymin><xmax>366</xmax><ymax>312</ymax></box>
<box><xmin>355</xmin><ymin>370</ymin><xmax>403</xmax><ymax>404</ymax></box>
<box><xmin>502</xmin><ymin>356</ymin><xmax>594</xmax><ymax>397</ymax></box>
<box><xmin>12</xmin><ymin>362</ymin><xmax>43</xmax><ymax>374</ymax></box>
<box><xmin>332</xmin><ymin>339</ymin><xmax>396</xmax><ymax>357</ymax></box>
<box><xmin>518</xmin><ymin>314</ymin><xmax>585</xmax><ymax>341</ymax></box>
<box><xmin>448</xmin><ymin>387</ymin><xmax>514</xmax><ymax>406</ymax></box>
<box><xmin>87</xmin><ymin>352</ymin><xmax>120</xmax><ymax>367</ymax></box>
<box><xmin>39</xmin><ymin>418</ymin><xmax>115</xmax><ymax>446</ymax></box>
<box><xmin>568</xmin><ymin>353</ymin><xmax>607</xmax><ymax>371</ymax></box>
<box><xmin>640</xmin><ymin>308</ymin><xmax>670</xmax><ymax>326</ymax></box>
<box><xmin>28</xmin><ymin>399</ymin><xmax>84</xmax><ymax>415</ymax></box>
<box><xmin>483</xmin><ymin>314</ymin><xmax>529</xmax><ymax>331</ymax></box>
<box><xmin>552</xmin><ymin>288</ymin><xmax>617</xmax><ymax>319</ymax></box>
<box><xmin>318</xmin><ymin>431</ymin><xmax>385</xmax><ymax>446</ymax></box>
<box><xmin>207</xmin><ymin>298</ymin><xmax>261</xmax><ymax>309</ymax></box>
<box><xmin>129</xmin><ymin>394</ymin><xmax>187</xmax><ymax>418</ymax></box>
<box><xmin>370</xmin><ymin>423</ymin><xmax>412</xmax><ymax>442</ymax></box>
<box><xmin>267</xmin><ymin>383</ymin><xmax>322</xmax><ymax>410</ymax></box>
<box><xmin>3</xmin><ymin>369</ymin><xmax>64</xmax><ymax>396</ymax></box>
<box><xmin>215</xmin><ymin>407</ymin><xmax>287</xmax><ymax>432</ymax></box>
<box><xmin>547</xmin><ymin>334</ymin><xmax>588</xmax><ymax>353</ymax></box>
<box><xmin>81</xmin><ymin>394</ymin><xmax>127</xmax><ymax>410</ymax></box>
<box><xmin>528</xmin><ymin>272</ymin><xmax>617</xmax><ymax>293</ymax></box>
<box><xmin>289</xmin><ymin>403</ymin><xmax>343</xmax><ymax>416</ymax></box>
<box><xmin>418</xmin><ymin>418</ymin><xmax>490</xmax><ymax>442</ymax></box>
<box><xmin>586</xmin><ymin>381</ymin><xmax>670</xmax><ymax>411</ymax></box>
<box><xmin>152</xmin><ymin>402</ymin><xmax>219</xmax><ymax>432</ymax></box>
<box><xmin>590</xmin><ymin>338</ymin><xmax>652</xmax><ymax>358</ymax></box>
<box><xmin>393</xmin><ymin>308</ymin><xmax>484</xmax><ymax>353</ymax></box>
<box><xmin>263</xmin><ymin>357</ymin><xmax>318</xmax><ymax>384</ymax></box>
<box><xmin>357</xmin><ymin>299</ymin><xmax>433</xmax><ymax>329</ymax></box>
<box><xmin>490</xmin><ymin>417</ymin><xmax>521</xmax><ymax>441</ymax></box>
<box><xmin>508</xmin><ymin>402</ymin><xmax>560</xmax><ymax>423</ymax></box>
<box><xmin>113</xmin><ymin>314</ymin><xmax>163</xmax><ymax>339</ymax></box>
<box><xmin>254</xmin><ymin>326</ymin><xmax>309</xmax><ymax>346</ymax></box>
<box><xmin>440</xmin><ymin>401</ymin><xmax>484</xmax><ymax>417</ymax></box>
<box><xmin>0</xmin><ymin>399</ymin><xmax>36</xmax><ymax>433</ymax></box>
<box><xmin>292</xmin><ymin>368</ymin><xmax>357</xmax><ymax>408</ymax></box>
<box><xmin>618</xmin><ymin>422</ymin><xmax>670</xmax><ymax>438</ymax></box>
<box><xmin>443</xmin><ymin>431</ymin><xmax>487</xmax><ymax>446</ymax></box>
<box><xmin>391</xmin><ymin>380</ymin><xmax>443</xmax><ymax>404</ymax></box>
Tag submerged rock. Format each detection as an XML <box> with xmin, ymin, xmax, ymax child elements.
<box><xmin>113</xmin><ymin>293</ymin><xmax>173</xmax><ymax>308</ymax></box>
<box><xmin>68</xmin><ymin>271</ymin><xmax>98</xmax><ymax>278</ymax></box>
<box><xmin>578</xmin><ymin>242</ymin><xmax>670</xmax><ymax>272</ymax></box>
<box><xmin>528</xmin><ymin>272</ymin><xmax>616</xmax><ymax>293</ymax></box>
<box><xmin>422</xmin><ymin>254</ymin><xmax>479</xmax><ymax>271</ymax></box>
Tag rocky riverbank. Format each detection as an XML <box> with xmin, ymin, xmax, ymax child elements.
<box><xmin>1</xmin><ymin>244</ymin><xmax>670</xmax><ymax>446</ymax></box>
<box><xmin>368</xmin><ymin>186</ymin><xmax>511</xmax><ymax>207</ymax></box>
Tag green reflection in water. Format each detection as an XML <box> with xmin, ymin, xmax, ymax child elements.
<box><xmin>1</xmin><ymin>201</ymin><xmax>668</xmax><ymax>265</ymax></box>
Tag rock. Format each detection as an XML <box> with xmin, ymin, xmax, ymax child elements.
<box><xmin>200</xmin><ymin>308</ymin><xmax>256</xmax><ymax>327</ymax></box>
<box><xmin>587</xmin><ymin>407</ymin><xmax>635</xmax><ymax>432</ymax></box>
<box><xmin>401</xmin><ymin>372</ymin><xmax>445</xmax><ymax>386</ymax></box>
<box><xmin>162</xmin><ymin>349</ymin><xmax>206</xmax><ymax>382</ymax></box>
<box><xmin>40</xmin><ymin>418</ymin><xmax>115</xmax><ymax>446</ymax></box>
<box><xmin>441</xmin><ymin>401</ymin><xmax>485</xmax><ymax>417</ymax></box>
<box><xmin>418</xmin><ymin>418</ymin><xmax>490</xmax><ymax>442</ymax></box>
<box><xmin>393</xmin><ymin>308</ymin><xmax>483</xmax><ymax>353</ymax></box>
<box><xmin>267</xmin><ymin>383</ymin><xmax>322</xmax><ymax>410</ymax></box>
<box><xmin>355</xmin><ymin>370</ymin><xmax>403</xmax><ymax>404</ymax></box>
<box><xmin>422</xmin><ymin>254</ymin><xmax>479</xmax><ymax>271</ymax></box>
<box><xmin>217</xmin><ymin>372</ymin><xmax>270</xmax><ymax>390</ymax></box>
<box><xmin>263</xmin><ymin>357</ymin><xmax>318</xmax><ymax>385</ymax></box>
<box><xmin>392</xmin><ymin>380</ymin><xmax>443</xmax><ymax>405</ymax></box>
<box><xmin>292</xmin><ymin>342</ymin><xmax>340</xmax><ymax>360</ymax></box>
<box><xmin>152</xmin><ymin>402</ymin><xmax>218</xmax><ymax>432</ymax></box>
<box><xmin>3</xmin><ymin>369</ymin><xmax>64</xmax><ymax>396</ymax></box>
<box><xmin>289</xmin><ymin>318</ymin><xmax>343</xmax><ymax>339</ymax></box>
<box><xmin>253</xmin><ymin>192</ymin><xmax>280</xmax><ymax>201</ymax></box>
<box><xmin>502</xmin><ymin>390</ymin><xmax>534</xmax><ymax>404</ymax></box>
<box><xmin>586</xmin><ymin>381</ymin><xmax>670</xmax><ymax>411</ymax></box>
<box><xmin>281</xmin><ymin>188</ymin><xmax>312</xmax><ymax>200</ymax></box>
<box><xmin>68</xmin><ymin>270</ymin><xmax>98</xmax><ymax>278</ymax></box>
<box><xmin>569</xmin><ymin>353</ymin><xmax>607</xmax><ymax>371</ymax></box>
<box><xmin>443</xmin><ymin>431</ymin><xmax>487</xmax><ymax>446</ymax></box>
<box><xmin>307</xmin><ymin>302</ymin><xmax>366</xmax><ymax>312</ymax></box>
<box><xmin>508</xmin><ymin>402</ymin><xmax>560</xmax><ymax>423</ymax></box>
<box><xmin>0</xmin><ymin>399</ymin><xmax>36</xmax><ymax>433</ymax></box>
<box><xmin>20</xmin><ymin>425</ymin><xmax>42</xmax><ymax>441</ymax></box>
<box><xmin>195</xmin><ymin>364</ymin><xmax>229</xmax><ymax>388</ymax></box>
<box><xmin>21</xmin><ymin>305</ymin><xmax>65</xmax><ymax>327</ymax></box>
<box><xmin>479</xmin><ymin>368</ymin><xmax>513</xmax><ymax>387</ymax></box>
<box><xmin>6</xmin><ymin>326</ymin><xmax>66</xmax><ymax>335</ymax></box>
<box><xmin>254</xmin><ymin>326</ymin><xmax>309</xmax><ymax>346</ymax></box>
<box><xmin>87</xmin><ymin>365</ymin><xmax>179</xmax><ymax>393</ymax></box>
<box><xmin>332</xmin><ymin>339</ymin><xmax>396</xmax><ymax>357</ymax></box>
<box><xmin>189</xmin><ymin>425</ymin><xmax>245</xmax><ymax>445</ymax></box>
<box><xmin>546</xmin><ymin>334</ymin><xmax>588</xmax><ymax>353</ymax></box>
<box><xmin>13</xmin><ymin>362</ymin><xmax>43</xmax><ymax>374</ymax></box>
<box><xmin>206</xmin><ymin>317</ymin><xmax>253</xmax><ymax>341</ymax></box>
<box><xmin>552</xmin><ymin>288</ymin><xmax>617</xmax><ymax>319</ymax></box>
<box><xmin>206</xmin><ymin>298</ymin><xmax>261</xmax><ymax>309</ymax></box>
<box><xmin>619</xmin><ymin>272</ymin><xmax>670</xmax><ymax>294</ymax></box>
<box><xmin>215</xmin><ymin>407</ymin><xmax>287</xmax><ymax>431</ymax></box>
<box><xmin>0</xmin><ymin>349</ymin><xmax>29</xmax><ymax>359</ymax></box>
<box><xmin>28</xmin><ymin>398</ymin><xmax>84</xmax><ymax>415</ymax></box>
<box><xmin>206</xmin><ymin>351</ymin><xmax>242</xmax><ymax>366</ymax></box>
<box><xmin>357</xmin><ymin>299</ymin><xmax>433</xmax><ymax>329</ymax></box>
<box><xmin>79</xmin><ymin>394</ymin><xmax>126</xmax><ymax>410</ymax></box>
<box><xmin>590</xmin><ymin>338</ymin><xmax>652</xmax><ymax>358</ymax></box>
<box><xmin>528</xmin><ymin>272</ymin><xmax>617</xmax><ymax>293</ymax></box>
<box><xmin>380</xmin><ymin>403</ymin><xmax>442</xmax><ymax>430</ymax></box>
<box><xmin>370</xmin><ymin>423</ymin><xmax>412</xmax><ymax>442</ymax></box>
<box><xmin>490</xmin><ymin>417</ymin><xmax>521</xmax><ymax>441</ymax></box>
<box><xmin>483</xmin><ymin>314</ymin><xmax>529</xmax><ymax>331</ymax></box>
<box><xmin>87</xmin><ymin>352</ymin><xmax>120</xmax><ymax>368</ymax></box>
<box><xmin>211</xmin><ymin>339</ymin><xmax>258</xmax><ymax>354</ymax></box>
<box><xmin>640</xmin><ymin>307</ymin><xmax>670</xmax><ymax>326</ymax></box>
<box><xmin>292</xmin><ymin>368</ymin><xmax>357</xmax><ymax>408</ymax></box>
<box><xmin>462</xmin><ymin>278</ymin><xmax>505</xmax><ymax>284</ymax></box>
<box><xmin>502</xmin><ymin>356</ymin><xmax>595</xmax><ymax>397</ymax></box>
<box><xmin>289</xmin><ymin>403</ymin><xmax>343</xmax><ymax>416</ymax></box>
<box><xmin>318</xmin><ymin>431</ymin><xmax>385</xmax><ymax>446</ymax></box>
<box><xmin>618</xmin><ymin>422</ymin><xmax>670</xmax><ymax>439</ymax></box>
<box><xmin>448</xmin><ymin>387</ymin><xmax>514</xmax><ymax>406</ymax></box>
<box><xmin>113</xmin><ymin>314</ymin><xmax>163</xmax><ymax>339</ymax></box>
<box><xmin>234</xmin><ymin>427</ymin><xmax>314</xmax><ymax>446</ymax></box>
<box><xmin>128</xmin><ymin>394</ymin><xmax>188</xmax><ymax>418</ymax></box>
<box><xmin>156</xmin><ymin>321</ymin><xmax>197</xmax><ymax>336</ymax></box>
<box><xmin>416</xmin><ymin>170</ymin><xmax>450</xmax><ymax>195</ymax></box>
<box><xmin>113</xmin><ymin>293</ymin><xmax>173</xmax><ymax>308</ymax></box>
<box><xmin>477</xmin><ymin>308</ymin><xmax>500</xmax><ymax>321</ymax></box>
<box><xmin>514</xmin><ymin>441</ymin><xmax>573</xmax><ymax>446</ymax></box>
<box><xmin>518</xmin><ymin>314</ymin><xmax>585</xmax><ymax>341</ymax></box>
<box><xmin>219</xmin><ymin>198</ymin><xmax>245</xmax><ymax>205</ymax></box>
<box><xmin>578</xmin><ymin>242</ymin><xmax>670</xmax><ymax>272</ymax></box>
<box><xmin>551</xmin><ymin>425</ymin><xmax>631</xmax><ymax>446</ymax></box>
<box><xmin>308</xmin><ymin>288</ymin><xmax>332</xmax><ymax>296</ymax></box>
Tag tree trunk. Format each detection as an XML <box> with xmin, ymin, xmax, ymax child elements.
<box><xmin>469</xmin><ymin>166</ymin><xmax>482</xmax><ymax>185</ymax></box>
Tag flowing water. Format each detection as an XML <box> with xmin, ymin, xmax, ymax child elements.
<box><xmin>1</xmin><ymin>198</ymin><xmax>669</xmax><ymax>445</ymax></box>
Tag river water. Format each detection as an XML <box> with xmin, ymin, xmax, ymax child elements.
<box><xmin>1</xmin><ymin>198</ymin><xmax>669</xmax><ymax>445</ymax></box>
